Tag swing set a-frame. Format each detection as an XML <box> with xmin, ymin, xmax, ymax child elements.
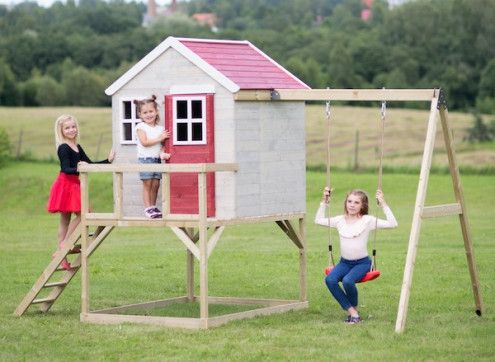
<box><xmin>238</xmin><ymin>87</ymin><xmax>483</xmax><ymax>333</ymax></box>
<box><xmin>15</xmin><ymin>88</ymin><xmax>483</xmax><ymax>333</ymax></box>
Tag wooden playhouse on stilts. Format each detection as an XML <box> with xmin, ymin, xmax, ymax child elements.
<box><xmin>15</xmin><ymin>37</ymin><xmax>310</xmax><ymax>329</ymax></box>
<box><xmin>15</xmin><ymin>37</ymin><xmax>483</xmax><ymax>332</ymax></box>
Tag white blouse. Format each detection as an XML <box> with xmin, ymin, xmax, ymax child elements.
<box><xmin>315</xmin><ymin>202</ymin><xmax>398</xmax><ymax>260</ymax></box>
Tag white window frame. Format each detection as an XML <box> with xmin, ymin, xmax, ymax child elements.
<box><xmin>119</xmin><ymin>98</ymin><xmax>141</xmax><ymax>144</ymax></box>
<box><xmin>173</xmin><ymin>96</ymin><xmax>207</xmax><ymax>145</ymax></box>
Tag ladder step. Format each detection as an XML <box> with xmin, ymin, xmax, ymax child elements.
<box><xmin>32</xmin><ymin>297</ymin><xmax>56</xmax><ymax>305</ymax></box>
<box><xmin>44</xmin><ymin>281</ymin><xmax>67</xmax><ymax>288</ymax></box>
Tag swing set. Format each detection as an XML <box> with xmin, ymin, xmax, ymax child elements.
<box><xmin>322</xmin><ymin>99</ymin><xmax>387</xmax><ymax>283</ymax></box>
<box><xmin>236</xmin><ymin>88</ymin><xmax>484</xmax><ymax>333</ymax></box>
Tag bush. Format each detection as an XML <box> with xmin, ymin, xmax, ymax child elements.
<box><xmin>0</xmin><ymin>127</ymin><xmax>11</xmax><ymax>167</ymax></box>
<box><xmin>464</xmin><ymin>111</ymin><xmax>494</xmax><ymax>143</ymax></box>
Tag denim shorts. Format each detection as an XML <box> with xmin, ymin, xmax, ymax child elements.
<box><xmin>138</xmin><ymin>157</ymin><xmax>162</xmax><ymax>180</ymax></box>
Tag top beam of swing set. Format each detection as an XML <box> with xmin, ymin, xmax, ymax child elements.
<box><xmin>234</xmin><ymin>88</ymin><xmax>438</xmax><ymax>102</ymax></box>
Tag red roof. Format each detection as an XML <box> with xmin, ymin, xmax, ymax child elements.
<box><xmin>180</xmin><ymin>39</ymin><xmax>309</xmax><ymax>90</ymax></box>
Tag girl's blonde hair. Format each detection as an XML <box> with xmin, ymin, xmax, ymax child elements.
<box><xmin>344</xmin><ymin>189</ymin><xmax>369</xmax><ymax>216</ymax></box>
<box><xmin>54</xmin><ymin>114</ymin><xmax>79</xmax><ymax>149</ymax></box>
<box><xmin>134</xmin><ymin>95</ymin><xmax>160</xmax><ymax>125</ymax></box>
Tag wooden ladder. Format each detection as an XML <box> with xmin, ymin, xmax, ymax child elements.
<box><xmin>14</xmin><ymin>225</ymin><xmax>107</xmax><ymax>316</ymax></box>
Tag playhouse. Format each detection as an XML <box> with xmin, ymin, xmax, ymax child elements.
<box><xmin>15</xmin><ymin>37</ymin><xmax>483</xmax><ymax>333</ymax></box>
<box><xmin>105</xmin><ymin>36</ymin><xmax>310</xmax><ymax>219</ymax></box>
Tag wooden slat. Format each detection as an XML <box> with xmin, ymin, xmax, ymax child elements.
<box><xmin>44</xmin><ymin>281</ymin><xmax>68</xmax><ymax>288</ymax></box>
<box><xmin>234</xmin><ymin>88</ymin><xmax>437</xmax><ymax>102</ymax></box>
<box><xmin>421</xmin><ymin>203</ymin><xmax>462</xmax><ymax>218</ymax></box>
<box><xmin>32</xmin><ymin>297</ymin><xmax>56</xmax><ymax>304</ymax></box>
<box><xmin>207</xmin><ymin>301</ymin><xmax>309</xmax><ymax>328</ymax></box>
<box><xmin>81</xmin><ymin>312</ymin><xmax>203</xmax><ymax>329</ymax></box>
<box><xmin>233</xmin><ymin>90</ymin><xmax>273</xmax><ymax>101</ymax></box>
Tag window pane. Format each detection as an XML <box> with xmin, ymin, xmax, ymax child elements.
<box><xmin>123</xmin><ymin>122</ymin><xmax>132</xmax><ymax>141</ymax></box>
<box><xmin>124</xmin><ymin>101</ymin><xmax>132</xmax><ymax>119</ymax></box>
<box><xmin>191</xmin><ymin>100</ymin><xmax>202</xmax><ymax>118</ymax></box>
<box><xmin>177</xmin><ymin>100</ymin><xmax>188</xmax><ymax>119</ymax></box>
<box><xmin>192</xmin><ymin>122</ymin><xmax>203</xmax><ymax>141</ymax></box>
<box><xmin>177</xmin><ymin>122</ymin><xmax>188</xmax><ymax>141</ymax></box>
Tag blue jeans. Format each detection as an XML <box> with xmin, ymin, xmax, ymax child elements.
<box><xmin>138</xmin><ymin>157</ymin><xmax>162</xmax><ymax>180</ymax></box>
<box><xmin>325</xmin><ymin>257</ymin><xmax>372</xmax><ymax>310</ymax></box>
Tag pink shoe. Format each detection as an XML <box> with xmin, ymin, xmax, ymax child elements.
<box><xmin>60</xmin><ymin>259</ymin><xmax>72</xmax><ymax>270</ymax></box>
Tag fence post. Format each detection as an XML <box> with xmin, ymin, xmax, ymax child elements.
<box><xmin>16</xmin><ymin>128</ymin><xmax>23</xmax><ymax>159</ymax></box>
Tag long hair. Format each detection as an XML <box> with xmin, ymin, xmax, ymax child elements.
<box><xmin>344</xmin><ymin>189</ymin><xmax>369</xmax><ymax>216</ymax></box>
<box><xmin>133</xmin><ymin>95</ymin><xmax>160</xmax><ymax>125</ymax></box>
<box><xmin>54</xmin><ymin>114</ymin><xmax>79</xmax><ymax>149</ymax></box>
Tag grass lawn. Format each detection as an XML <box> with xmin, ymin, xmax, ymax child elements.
<box><xmin>0</xmin><ymin>162</ymin><xmax>494</xmax><ymax>360</ymax></box>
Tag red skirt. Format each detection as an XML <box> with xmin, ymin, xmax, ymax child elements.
<box><xmin>47</xmin><ymin>172</ymin><xmax>81</xmax><ymax>213</ymax></box>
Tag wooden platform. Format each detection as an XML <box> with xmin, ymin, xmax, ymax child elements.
<box><xmin>81</xmin><ymin>163</ymin><xmax>307</xmax><ymax>329</ymax></box>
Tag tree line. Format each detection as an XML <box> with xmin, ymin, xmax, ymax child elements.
<box><xmin>0</xmin><ymin>0</ymin><xmax>494</xmax><ymax>112</ymax></box>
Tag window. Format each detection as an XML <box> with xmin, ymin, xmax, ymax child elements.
<box><xmin>119</xmin><ymin>99</ymin><xmax>141</xmax><ymax>144</ymax></box>
<box><xmin>173</xmin><ymin>96</ymin><xmax>206</xmax><ymax>145</ymax></box>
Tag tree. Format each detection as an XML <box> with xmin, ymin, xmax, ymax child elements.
<box><xmin>62</xmin><ymin>66</ymin><xmax>108</xmax><ymax>106</ymax></box>
<box><xmin>0</xmin><ymin>58</ymin><xmax>19</xmax><ymax>105</ymax></box>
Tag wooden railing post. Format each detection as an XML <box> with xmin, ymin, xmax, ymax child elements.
<box><xmin>198</xmin><ymin>171</ymin><xmax>208</xmax><ymax>326</ymax></box>
<box><xmin>80</xmin><ymin>171</ymin><xmax>90</xmax><ymax>314</ymax></box>
<box><xmin>114</xmin><ymin>172</ymin><xmax>123</xmax><ymax>219</ymax></box>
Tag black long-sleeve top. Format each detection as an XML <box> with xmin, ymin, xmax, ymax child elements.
<box><xmin>58</xmin><ymin>143</ymin><xmax>110</xmax><ymax>175</ymax></box>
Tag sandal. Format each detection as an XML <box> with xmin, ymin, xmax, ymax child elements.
<box><xmin>345</xmin><ymin>315</ymin><xmax>362</xmax><ymax>324</ymax></box>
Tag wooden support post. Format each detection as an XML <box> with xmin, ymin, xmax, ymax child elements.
<box><xmin>184</xmin><ymin>227</ymin><xmax>198</xmax><ymax>302</ymax></box>
<box><xmin>395</xmin><ymin>95</ymin><xmax>439</xmax><ymax>333</ymax></box>
<box><xmin>299</xmin><ymin>217</ymin><xmax>307</xmax><ymax>302</ymax></box>
<box><xmin>438</xmin><ymin>106</ymin><xmax>484</xmax><ymax>316</ymax></box>
<box><xmin>198</xmin><ymin>172</ymin><xmax>208</xmax><ymax>326</ymax></box>
<box><xmin>80</xmin><ymin>172</ymin><xmax>90</xmax><ymax>314</ymax></box>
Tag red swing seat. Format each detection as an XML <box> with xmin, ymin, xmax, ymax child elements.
<box><xmin>324</xmin><ymin>266</ymin><xmax>381</xmax><ymax>283</ymax></box>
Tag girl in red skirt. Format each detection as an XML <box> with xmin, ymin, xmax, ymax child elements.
<box><xmin>47</xmin><ymin>114</ymin><xmax>114</xmax><ymax>269</ymax></box>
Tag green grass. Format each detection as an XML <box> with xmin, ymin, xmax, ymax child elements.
<box><xmin>0</xmin><ymin>162</ymin><xmax>494</xmax><ymax>360</ymax></box>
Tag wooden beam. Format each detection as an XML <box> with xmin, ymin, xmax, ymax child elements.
<box><xmin>234</xmin><ymin>89</ymin><xmax>437</xmax><ymax>102</ymax></box>
<box><xmin>170</xmin><ymin>227</ymin><xmax>200</xmax><ymax>260</ymax></box>
<box><xmin>299</xmin><ymin>217</ymin><xmax>307</xmax><ymax>302</ymax></box>
<box><xmin>207</xmin><ymin>226</ymin><xmax>225</xmax><ymax>258</ymax></box>
<box><xmin>395</xmin><ymin>94</ymin><xmax>439</xmax><ymax>334</ymax></box>
<box><xmin>78</xmin><ymin>163</ymin><xmax>239</xmax><ymax>173</ymax></box>
<box><xmin>439</xmin><ymin>105</ymin><xmax>484</xmax><ymax>316</ymax></box>
<box><xmin>85</xmin><ymin>226</ymin><xmax>114</xmax><ymax>258</ymax></box>
<box><xmin>421</xmin><ymin>203</ymin><xmax>462</xmax><ymax>219</ymax></box>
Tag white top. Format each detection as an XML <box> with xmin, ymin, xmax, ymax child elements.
<box><xmin>315</xmin><ymin>202</ymin><xmax>398</xmax><ymax>260</ymax></box>
<box><xmin>135</xmin><ymin>122</ymin><xmax>164</xmax><ymax>158</ymax></box>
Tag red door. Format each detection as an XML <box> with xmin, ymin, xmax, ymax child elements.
<box><xmin>165</xmin><ymin>94</ymin><xmax>215</xmax><ymax>216</ymax></box>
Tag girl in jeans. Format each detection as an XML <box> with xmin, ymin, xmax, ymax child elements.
<box><xmin>315</xmin><ymin>187</ymin><xmax>398</xmax><ymax>324</ymax></box>
<box><xmin>134</xmin><ymin>95</ymin><xmax>170</xmax><ymax>218</ymax></box>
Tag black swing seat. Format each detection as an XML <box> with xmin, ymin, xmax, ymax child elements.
<box><xmin>324</xmin><ymin>266</ymin><xmax>381</xmax><ymax>283</ymax></box>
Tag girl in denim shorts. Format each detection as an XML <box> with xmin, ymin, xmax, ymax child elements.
<box><xmin>134</xmin><ymin>95</ymin><xmax>171</xmax><ymax>218</ymax></box>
